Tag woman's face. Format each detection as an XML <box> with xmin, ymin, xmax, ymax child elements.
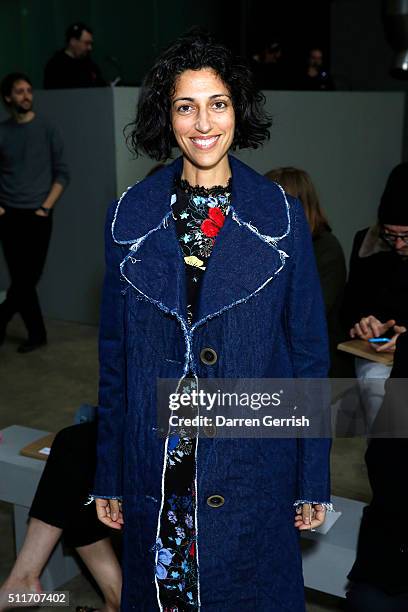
<box><xmin>171</xmin><ymin>68</ymin><xmax>235</xmax><ymax>171</ymax></box>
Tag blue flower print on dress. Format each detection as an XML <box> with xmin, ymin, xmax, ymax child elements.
<box><xmin>167</xmin><ymin>436</ymin><xmax>194</xmax><ymax>468</ymax></box>
<box><xmin>157</xmin><ymin>487</ymin><xmax>198</xmax><ymax>607</ymax></box>
<box><xmin>155</xmin><ymin>538</ymin><xmax>174</xmax><ymax>579</ymax></box>
<box><xmin>185</xmin><ymin>514</ymin><xmax>193</xmax><ymax>529</ymax></box>
<box><xmin>168</xmin><ymin>510</ymin><xmax>177</xmax><ymax>524</ymax></box>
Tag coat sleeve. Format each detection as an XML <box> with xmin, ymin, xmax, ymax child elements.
<box><xmin>286</xmin><ymin>198</ymin><xmax>332</xmax><ymax>508</ymax></box>
<box><xmin>92</xmin><ymin>202</ymin><xmax>126</xmax><ymax>499</ymax></box>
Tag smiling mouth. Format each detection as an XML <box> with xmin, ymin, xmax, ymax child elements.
<box><xmin>190</xmin><ymin>136</ymin><xmax>220</xmax><ymax>150</ymax></box>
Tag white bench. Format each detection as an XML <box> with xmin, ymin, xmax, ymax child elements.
<box><xmin>0</xmin><ymin>425</ymin><xmax>81</xmax><ymax>590</ymax></box>
<box><xmin>301</xmin><ymin>495</ymin><xmax>366</xmax><ymax>598</ymax></box>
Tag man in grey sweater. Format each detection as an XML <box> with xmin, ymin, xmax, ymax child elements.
<box><xmin>0</xmin><ymin>73</ymin><xmax>70</xmax><ymax>353</ymax></box>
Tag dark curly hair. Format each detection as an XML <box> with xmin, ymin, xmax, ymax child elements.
<box><xmin>127</xmin><ymin>29</ymin><xmax>271</xmax><ymax>161</ymax></box>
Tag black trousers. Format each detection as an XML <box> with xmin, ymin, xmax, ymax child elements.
<box><xmin>0</xmin><ymin>206</ymin><xmax>52</xmax><ymax>341</ymax></box>
<box><xmin>29</xmin><ymin>422</ymin><xmax>109</xmax><ymax>548</ymax></box>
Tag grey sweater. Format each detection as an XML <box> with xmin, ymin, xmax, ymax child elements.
<box><xmin>0</xmin><ymin>114</ymin><xmax>70</xmax><ymax>209</ymax></box>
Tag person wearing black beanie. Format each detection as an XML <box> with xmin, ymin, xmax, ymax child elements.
<box><xmin>341</xmin><ymin>163</ymin><xmax>408</xmax><ymax>431</ymax></box>
<box><xmin>378</xmin><ymin>162</ymin><xmax>408</xmax><ymax>229</ymax></box>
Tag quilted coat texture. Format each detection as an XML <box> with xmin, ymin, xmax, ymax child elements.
<box><xmin>94</xmin><ymin>155</ymin><xmax>331</xmax><ymax>611</ymax></box>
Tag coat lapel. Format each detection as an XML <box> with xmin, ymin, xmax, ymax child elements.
<box><xmin>193</xmin><ymin>210</ymin><xmax>287</xmax><ymax>324</ymax></box>
<box><xmin>113</xmin><ymin>158</ymin><xmax>188</xmax><ymax>320</ymax></box>
<box><xmin>193</xmin><ymin>157</ymin><xmax>291</xmax><ymax>324</ymax></box>
<box><xmin>112</xmin><ymin>155</ymin><xmax>291</xmax><ymax>325</ymax></box>
<box><xmin>120</xmin><ymin>215</ymin><xmax>188</xmax><ymax>320</ymax></box>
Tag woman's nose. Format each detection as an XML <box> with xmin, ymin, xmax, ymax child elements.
<box><xmin>195</xmin><ymin>108</ymin><xmax>211</xmax><ymax>133</ymax></box>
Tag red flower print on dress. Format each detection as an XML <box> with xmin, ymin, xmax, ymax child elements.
<box><xmin>201</xmin><ymin>207</ymin><xmax>225</xmax><ymax>238</ymax></box>
<box><xmin>189</xmin><ymin>542</ymin><xmax>195</xmax><ymax>557</ymax></box>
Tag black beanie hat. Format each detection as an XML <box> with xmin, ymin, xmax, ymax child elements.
<box><xmin>378</xmin><ymin>163</ymin><xmax>408</xmax><ymax>225</ymax></box>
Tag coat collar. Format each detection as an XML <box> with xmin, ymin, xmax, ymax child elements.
<box><xmin>358</xmin><ymin>224</ymin><xmax>392</xmax><ymax>258</ymax></box>
<box><xmin>114</xmin><ymin>155</ymin><xmax>291</xmax><ymax>327</ymax></box>
<box><xmin>113</xmin><ymin>155</ymin><xmax>290</xmax><ymax>243</ymax></box>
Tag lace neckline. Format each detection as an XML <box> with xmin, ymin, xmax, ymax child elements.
<box><xmin>176</xmin><ymin>176</ymin><xmax>232</xmax><ymax>197</ymax></box>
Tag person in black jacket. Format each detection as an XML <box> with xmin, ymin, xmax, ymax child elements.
<box><xmin>344</xmin><ymin>163</ymin><xmax>408</xmax><ymax>346</ymax></box>
<box><xmin>342</xmin><ymin>163</ymin><xmax>408</xmax><ymax>429</ymax></box>
<box><xmin>346</xmin><ymin>331</ymin><xmax>408</xmax><ymax>611</ymax></box>
<box><xmin>44</xmin><ymin>22</ymin><xmax>105</xmax><ymax>89</ymax></box>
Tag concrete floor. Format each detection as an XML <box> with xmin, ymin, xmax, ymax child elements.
<box><xmin>0</xmin><ymin>317</ymin><xmax>371</xmax><ymax>611</ymax></box>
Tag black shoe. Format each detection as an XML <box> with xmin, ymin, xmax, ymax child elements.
<box><xmin>17</xmin><ymin>339</ymin><xmax>47</xmax><ymax>354</ymax></box>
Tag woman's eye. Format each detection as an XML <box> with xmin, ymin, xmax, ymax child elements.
<box><xmin>177</xmin><ymin>105</ymin><xmax>194</xmax><ymax>114</ymax></box>
<box><xmin>213</xmin><ymin>101</ymin><xmax>227</xmax><ymax>110</ymax></box>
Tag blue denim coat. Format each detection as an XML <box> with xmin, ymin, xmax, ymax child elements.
<box><xmin>94</xmin><ymin>155</ymin><xmax>331</xmax><ymax>611</ymax></box>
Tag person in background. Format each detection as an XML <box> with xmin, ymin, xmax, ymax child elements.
<box><xmin>0</xmin><ymin>423</ymin><xmax>121</xmax><ymax>612</ymax></box>
<box><xmin>44</xmin><ymin>22</ymin><xmax>105</xmax><ymax>89</ymax></box>
<box><xmin>342</xmin><ymin>163</ymin><xmax>408</xmax><ymax>430</ymax></box>
<box><xmin>251</xmin><ymin>39</ymin><xmax>289</xmax><ymax>90</ymax></box>
<box><xmin>0</xmin><ymin>73</ymin><xmax>69</xmax><ymax>353</ymax></box>
<box><xmin>266</xmin><ymin>166</ymin><xmax>347</xmax><ymax>375</ymax></box>
<box><xmin>299</xmin><ymin>46</ymin><xmax>334</xmax><ymax>91</ymax></box>
<box><xmin>346</xmin><ymin>332</ymin><xmax>408</xmax><ymax>611</ymax></box>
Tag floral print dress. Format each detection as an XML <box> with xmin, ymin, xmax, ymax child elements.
<box><xmin>155</xmin><ymin>178</ymin><xmax>231</xmax><ymax>611</ymax></box>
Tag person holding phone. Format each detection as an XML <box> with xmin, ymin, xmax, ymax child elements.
<box><xmin>342</xmin><ymin>164</ymin><xmax>408</xmax><ymax>429</ymax></box>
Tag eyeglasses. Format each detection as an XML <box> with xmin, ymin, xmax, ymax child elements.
<box><xmin>380</xmin><ymin>230</ymin><xmax>408</xmax><ymax>246</ymax></box>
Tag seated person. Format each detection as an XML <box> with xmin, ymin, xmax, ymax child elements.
<box><xmin>346</xmin><ymin>332</ymin><xmax>408</xmax><ymax>611</ymax></box>
<box><xmin>342</xmin><ymin>163</ymin><xmax>408</xmax><ymax>429</ymax></box>
<box><xmin>266</xmin><ymin>166</ymin><xmax>347</xmax><ymax>375</ymax></box>
<box><xmin>0</xmin><ymin>422</ymin><xmax>122</xmax><ymax>612</ymax></box>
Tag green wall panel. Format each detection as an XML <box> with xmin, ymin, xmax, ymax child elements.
<box><xmin>0</xmin><ymin>0</ymin><xmax>228</xmax><ymax>88</ymax></box>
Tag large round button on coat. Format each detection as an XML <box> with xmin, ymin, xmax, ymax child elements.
<box><xmin>207</xmin><ymin>494</ymin><xmax>225</xmax><ymax>508</ymax></box>
<box><xmin>203</xmin><ymin>423</ymin><xmax>217</xmax><ymax>438</ymax></box>
<box><xmin>200</xmin><ymin>347</ymin><xmax>218</xmax><ymax>365</ymax></box>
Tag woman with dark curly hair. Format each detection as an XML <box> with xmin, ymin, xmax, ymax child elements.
<box><xmin>92</xmin><ymin>30</ymin><xmax>332</xmax><ymax>611</ymax></box>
